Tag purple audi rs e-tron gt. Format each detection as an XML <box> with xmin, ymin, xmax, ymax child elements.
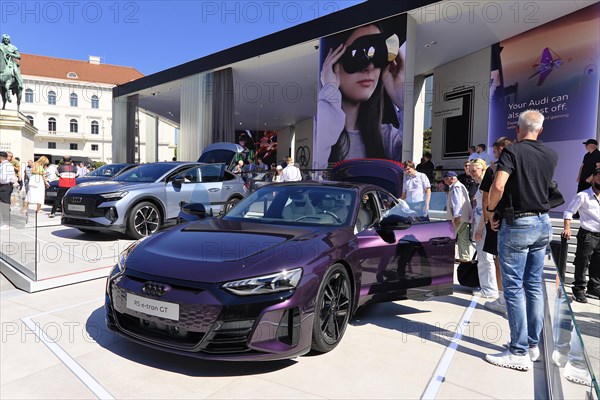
<box><xmin>105</xmin><ymin>160</ymin><xmax>455</xmax><ymax>361</ymax></box>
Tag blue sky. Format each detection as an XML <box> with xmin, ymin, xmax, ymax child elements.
<box><xmin>2</xmin><ymin>0</ymin><xmax>363</xmax><ymax>75</ymax></box>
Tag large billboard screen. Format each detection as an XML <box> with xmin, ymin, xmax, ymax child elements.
<box><xmin>314</xmin><ymin>14</ymin><xmax>407</xmax><ymax>169</ymax></box>
<box><xmin>488</xmin><ymin>3</ymin><xmax>599</xmax><ymax>203</ymax></box>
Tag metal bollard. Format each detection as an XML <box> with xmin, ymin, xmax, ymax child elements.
<box><xmin>557</xmin><ymin>236</ymin><xmax>568</xmax><ymax>282</ymax></box>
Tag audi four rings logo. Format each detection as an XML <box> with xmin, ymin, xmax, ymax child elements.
<box><xmin>71</xmin><ymin>197</ymin><xmax>82</xmax><ymax>203</ymax></box>
<box><xmin>296</xmin><ymin>146</ymin><xmax>310</xmax><ymax>167</ymax></box>
<box><xmin>141</xmin><ymin>282</ymin><xmax>171</xmax><ymax>297</ymax></box>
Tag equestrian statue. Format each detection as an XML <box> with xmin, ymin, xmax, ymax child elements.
<box><xmin>0</xmin><ymin>34</ymin><xmax>23</xmax><ymax>110</ymax></box>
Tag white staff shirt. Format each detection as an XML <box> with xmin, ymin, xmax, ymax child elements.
<box><xmin>563</xmin><ymin>187</ymin><xmax>600</xmax><ymax>233</ymax></box>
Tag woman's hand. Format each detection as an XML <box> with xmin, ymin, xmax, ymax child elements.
<box><xmin>382</xmin><ymin>52</ymin><xmax>405</xmax><ymax>110</ymax></box>
<box><xmin>320</xmin><ymin>44</ymin><xmax>344</xmax><ymax>88</ymax></box>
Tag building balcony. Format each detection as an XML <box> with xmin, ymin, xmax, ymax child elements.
<box><xmin>35</xmin><ymin>130</ymin><xmax>86</xmax><ymax>141</ymax></box>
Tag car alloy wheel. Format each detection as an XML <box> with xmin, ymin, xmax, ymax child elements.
<box><xmin>312</xmin><ymin>263</ymin><xmax>352</xmax><ymax>353</ymax></box>
<box><xmin>128</xmin><ymin>201</ymin><xmax>161</xmax><ymax>239</ymax></box>
<box><xmin>224</xmin><ymin>197</ymin><xmax>241</xmax><ymax>213</ymax></box>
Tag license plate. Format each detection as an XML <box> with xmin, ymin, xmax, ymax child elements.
<box><xmin>126</xmin><ymin>293</ymin><xmax>179</xmax><ymax>321</ymax></box>
<box><xmin>67</xmin><ymin>204</ymin><xmax>85</xmax><ymax>212</ymax></box>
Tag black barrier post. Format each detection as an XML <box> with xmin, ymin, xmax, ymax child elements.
<box><xmin>557</xmin><ymin>237</ymin><xmax>568</xmax><ymax>282</ymax></box>
<box><xmin>549</xmin><ymin>237</ymin><xmax>568</xmax><ymax>283</ymax></box>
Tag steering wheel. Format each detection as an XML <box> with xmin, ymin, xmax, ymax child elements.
<box><xmin>294</xmin><ymin>215</ymin><xmax>322</xmax><ymax>222</ymax></box>
<box><xmin>322</xmin><ymin>210</ymin><xmax>342</xmax><ymax>223</ymax></box>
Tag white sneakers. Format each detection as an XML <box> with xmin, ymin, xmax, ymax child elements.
<box><xmin>528</xmin><ymin>346</ymin><xmax>540</xmax><ymax>362</ymax></box>
<box><xmin>485</xmin><ymin>350</ymin><xmax>532</xmax><ymax>371</ymax></box>
<box><xmin>552</xmin><ymin>350</ymin><xmax>568</xmax><ymax>367</ymax></box>
<box><xmin>564</xmin><ymin>361</ymin><xmax>592</xmax><ymax>386</ymax></box>
<box><xmin>552</xmin><ymin>351</ymin><xmax>592</xmax><ymax>386</ymax></box>
<box><xmin>484</xmin><ymin>296</ymin><xmax>507</xmax><ymax>315</ymax></box>
<box><xmin>472</xmin><ymin>290</ymin><xmax>498</xmax><ymax>299</ymax></box>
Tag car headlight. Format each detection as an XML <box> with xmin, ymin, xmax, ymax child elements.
<box><xmin>101</xmin><ymin>191</ymin><xmax>128</xmax><ymax>200</ymax></box>
<box><xmin>114</xmin><ymin>236</ymin><xmax>149</xmax><ymax>273</ymax></box>
<box><xmin>222</xmin><ymin>268</ymin><xmax>303</xmax><ymax>296</ymax></box>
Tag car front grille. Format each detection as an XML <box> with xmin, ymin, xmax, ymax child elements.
<box><xmin>63</xmin><ymin>195</ymin><xmax>105</xmax><ymax>217</ymax></box>
<box><xmin>111</xmin><ymin>282</ymin><xmax>222</xmax><ymax>351</ymax></box>
<box><xmin>61</xmin><ymin>217</ymin><xmax>105</xmax><ymax>227</ymax></box>
<box><xmin>200</xmin><ymin>320</ymin><xmax>255</xmax><ymax>354</ymax></box>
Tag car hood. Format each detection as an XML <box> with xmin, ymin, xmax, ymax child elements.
<box><xmin>67</xmin><ymin>181</ymin><xmax>153</xmax><ymax>194</ymax></box>
<box><xmin>124</xmin><ymin>218</ymin><xmax>344</xmax><ymax>283</ymax></box>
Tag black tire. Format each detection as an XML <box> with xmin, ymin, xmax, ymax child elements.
<box><xmin>127</xmin><ymin>201</ymin><xmax>161</xmax><ymax>239</ymax></box>
<box><xmin>223</xmin><ymin>197</ymin><xmax>241</xmax><ymax>213</ymax></box>
<box><xmin>311</xmin><ymin>263</ymin><xmax>352</xmax><ymax>353</ymax></box>
<box><xmin>77</xmin><ymin>229</ymin><xmax>96</xmax><ymax>234</ymax></box>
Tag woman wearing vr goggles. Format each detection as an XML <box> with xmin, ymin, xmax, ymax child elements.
<box><xmin>316</xmin><ymin>24</ymin><xmax>404</xmax><ymax>168</ymax></box>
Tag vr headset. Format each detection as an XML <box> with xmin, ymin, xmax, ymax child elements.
<box><xmin>340</xmin><ymin>33</ymin><xmax>399</xmax><ymax>74</ymax></box>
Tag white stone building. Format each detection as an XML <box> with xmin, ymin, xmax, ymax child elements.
<box><xmin>17</xmin><ymin>54</ymin><xmax>177</xmax><ymax>164</ymax></box>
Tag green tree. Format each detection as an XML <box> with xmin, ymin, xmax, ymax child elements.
<box><xmin>422</xmin><ymin>129</ymin><xmax>432</xmax><ymax>155</ymax></box>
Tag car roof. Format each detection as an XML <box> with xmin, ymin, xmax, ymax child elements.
<box><xmin>272</xmin><ymin>180</ymin><xmax>384</xmax><ymax>193</ymax></box>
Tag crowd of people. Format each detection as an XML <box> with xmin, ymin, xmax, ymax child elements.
<box><xmin>1</xmin><ymin>111</ymin><xmax>598</xmax><ymax>383</ymax></box>
<box><xmin>232</xmin><ymin>156</ymin><xmax>303</xmax><ymax>183</ymax></box>
<box><xmin>0</xmin><ymin>153</ymin><xmax>91</xmax><ymax>228</ymax></box>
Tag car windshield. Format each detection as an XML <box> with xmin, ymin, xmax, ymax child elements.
<box><xmin>224</xmin><ymin>185</ymin><xmax>356</xmax><ymax>226</ymax></box>
<box><xmin>113</xmin><ymin>163</ymin><xmax>174</xmax><ymax>183</ymax></box>
<box><xmin>86</xmin><ymin>164</ymin><xmax>127</xmax><ymax>178</ymax></box>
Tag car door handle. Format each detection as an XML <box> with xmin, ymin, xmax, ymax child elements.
<box><xmin>223</xmin><ymin>186</ymin><xmax>231</xmax><ymax>190</ymax></box>
<box><xmin>429</xmin><ymin>237</ymin><xmax>451</xmax><ymax>246</ymax></box>
<box><xmin>208</xmin><ymin>188</ymin><xmax>220</xmax><ymax>192</ymax></box>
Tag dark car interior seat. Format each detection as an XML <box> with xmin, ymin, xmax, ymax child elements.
<box><xmin>282</xmin><ymin>193</ymin><xmax>315</xmax><ymax>220</ymax></box>
<box><xmin>355</xmin><ymin>194</ymin><xmax>377</xmax><ymax>232</ymax></box>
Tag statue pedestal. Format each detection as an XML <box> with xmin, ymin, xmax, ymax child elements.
<box><xmin>0</xmin><ymin>110</ymin><xmax>37</xmax><ymax>162</ymax></box>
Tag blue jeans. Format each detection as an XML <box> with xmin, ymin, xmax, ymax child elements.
<box><xmin>498</xmin><ymin>214</ymin><xmax>551</xmax><ymax>355</ymax></box>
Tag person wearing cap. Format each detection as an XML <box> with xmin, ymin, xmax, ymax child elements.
<box><xmin>50</xmin><ymin>155</ymin><xmax>77</xmax><ymax>217</ymax></box>
<box><xmin>443</xmin><ymin>170</ymin><xmax>472</xmax><ymax>262</ymax></box>
<box><xmin>576</xmin><ymin>139</ymin><xmax>600</xmax><ymax>193</ymax></box>
<box><xmin>0</xmin><ymin>151</ymin><xmax>16</xmax><ymax>230</ymax></box>
<box><xmin>272</xmin><ymin>164</ymin><xmax>283</xmax><ymax>182</ymax></box>
<box><xmin>562</xmin><ymin>167</ymin><xmax>600</xmax><ymax>302</ymax></box>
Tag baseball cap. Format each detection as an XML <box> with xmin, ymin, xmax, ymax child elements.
<box><xmin>443</xmin><ymin>171</ymin><xmax>457</xmax><ymax>178</ymax></box>
<box><xmin>583</xmin><ymin>139</ymin><xmax>598</xmax><ymax>145</ymax></box>
<box><xmin>276</xmin><ymin>165</ymin><xmax>283</xmax><ymax>170</ymax></box>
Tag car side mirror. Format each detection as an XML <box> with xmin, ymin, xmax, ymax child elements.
<box><xmin>379</xmin><ymin>214</ymin><xmax>411</xmax><ymax>230</ymax></box>
<box><xmin>172</xmin><ymin>176</ymin><xmax>185</xmax><ymax>187</ymax></box>
<box><xmin>182</xmin><ymin>203</ymin><xmax>207</xmax><ymax>218</ymax></box>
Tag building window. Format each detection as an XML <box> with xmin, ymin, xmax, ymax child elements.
<box><xmin>26</xmin><ymin>115</ymin><xmax>34</xmax><ymax>125</ymax></box>
<box><xmin>91</xmin><ymin>120</ymin><xmax>99</xmax><ymax>134</ymax></box>
<box><xmin>70</xmin><ymin>143</ymin><xmax>78</xmax><ymax>150</ymax></box>
<box><xmin>67</xmin><ymin>72</ymin><xmax>78</xmax><ymax>79</ymax></box>
<box><xmin>91</xmin><ymin>95</ymin><xmax>99</xmax><ymax>109</ymax></box>
<box><xmin>70</xmin><ymin>93</ymin><xmax>78</xmax><ymax>107</ymax></box>
<box><xmin>25</xmin><ymin>89</ymin><xmax>33</xmax><ymax>103</ymax></box>
<box><xmin>48</xmin><ymin>142</ymin><xmax>56</xmax><ymax>149</ymax></box>
<box><xmin>91</xmin><ymin>144</ymin><xmax>99</xmax><ymax>151</ymax></box>
<box><xmin>48</xmin><ymin>117</ymin><xmax>56</xmax><ymax>132</ymax></box>
<box><xmin>70</xmin><ymin>119</ymin><xmax>78</xmax><ymax>133</ymax></box>
<box><xmin>48</xmin><ymin>91</ymin><xmax>56</xmax><ymax>105</ymax></box>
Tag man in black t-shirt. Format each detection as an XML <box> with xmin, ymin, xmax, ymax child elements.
<box><xmin>416</xmin><ymin>152</ymin><xmax>435</xmax><ymax>182</ymax></box>
<box><xmin>484</xmin><ymin>110</ymin><xmax>558</xmax><ymax>372</ymax></box>
<box><xmin>577</xmin><ymin>139</ymin><xmax>600</xmax><ymax>193</ymax></box>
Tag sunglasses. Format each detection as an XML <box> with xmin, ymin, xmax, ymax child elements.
<box><xmin>341</xmin><ymin>33</ymin><xmax>391</xmax><ymax>74</ymax></box>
